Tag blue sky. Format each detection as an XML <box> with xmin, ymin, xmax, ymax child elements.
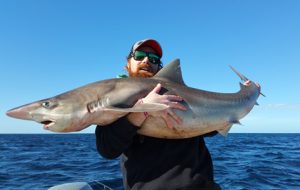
<box><xmin>1</xmin><ymin>0</ymin><xmax>299</xmax><ymax>134</ymax></box>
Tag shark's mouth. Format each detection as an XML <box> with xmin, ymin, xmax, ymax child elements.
<box><xmin>41</xmin><ymin>120</ymin><xmax>55</xmax><ymax>129</ymax></box>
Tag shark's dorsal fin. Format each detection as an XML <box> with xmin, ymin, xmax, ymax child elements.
<box><xmin>154</xmin><ymin>59</ymin><xmax>186</xmax><ymax>85</ymax></box>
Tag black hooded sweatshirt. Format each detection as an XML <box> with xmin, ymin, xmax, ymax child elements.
<box><xmin>95</xmin><ymin>117</ymin><xmax>221</xmax><ymax>190</ymax></box>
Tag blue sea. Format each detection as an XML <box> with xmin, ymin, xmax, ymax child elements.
<box><xmin>0</xmin><ymin>133</ymin><xmax>299</xmax><ymax>190</ymax></box>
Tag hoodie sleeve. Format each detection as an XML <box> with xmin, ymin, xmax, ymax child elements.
<box><xmin>95</xmin><ymin>117</ymin><xmax>138</xmax><ymax>159</ymax></box>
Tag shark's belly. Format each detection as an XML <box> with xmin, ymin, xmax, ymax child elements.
<box><xmin>137</xmin><ymin>110</ymin><xmax>227</xmax><ymax>139</ymax></box>
<box><xmin>137</xmin><ymin>99</ymin><xmax>252</xmax><ymax>139</ymax></box>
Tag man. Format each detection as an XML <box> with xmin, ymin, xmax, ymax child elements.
<box><xmin>96</xmin><ymin>39</ymin><xmax>221</xmax><ymax>190</ymax></box>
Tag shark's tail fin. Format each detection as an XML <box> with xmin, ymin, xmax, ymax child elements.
<box><xmin>229</xmin><ymin>65</ymin><xmax>265</xmax><ymax>97</ymax></box>
<box><xmin>229</xmin><ymin>65</ymin><xmax>249</xmax><ymax>82</ymax></box>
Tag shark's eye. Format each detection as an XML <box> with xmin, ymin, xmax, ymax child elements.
<box><xmin>42</xmin><ymin>101</ymin><xmax>56</xmax><ymax>109</ymax></box>
<box><xmin>42</xmin><ymin>102</ymin><xmax>51</xmax><ymax>108</ymax></box>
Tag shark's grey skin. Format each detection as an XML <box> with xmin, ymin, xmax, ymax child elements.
<box><xmin>6</xmin><ymin>59</ymin><xmax>261</xmax><ymax>139</ymax></box>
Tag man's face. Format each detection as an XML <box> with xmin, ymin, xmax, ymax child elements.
<box><xmin>127</xmin><ymin>46</ymin><xmax>160</xmax><ymax>78</ymax></box>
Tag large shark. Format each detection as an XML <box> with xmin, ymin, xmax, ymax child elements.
<box><xmin>6</xmin><ymin>59</ymin><xmax>262</xmax><ymax>138</ymax></box>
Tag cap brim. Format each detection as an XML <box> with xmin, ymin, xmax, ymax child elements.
<box><xmin>132</xmin><ymin>39</ymin><xmax>162</xmax><ymax>57</ymax></box>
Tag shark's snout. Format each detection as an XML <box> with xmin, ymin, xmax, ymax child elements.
<box><xmin>6</xmin><ymin>108</ymin><xmax>31</xmax><ymax>120</ymax></box>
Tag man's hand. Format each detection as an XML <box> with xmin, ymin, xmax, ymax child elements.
<box><xmin>126</xmin><ymin>83</ymin><xmax>187</xmax><ymax>129</ymax></box>
<box><xmin>244</xmin><ymin>80</ymin><xmax>260</xmax><ymax>88</ymax></box>
<box><xmin>141</xmin><ymin>83</ymin><xmax>187</xmax><ymax>128</ymax></box>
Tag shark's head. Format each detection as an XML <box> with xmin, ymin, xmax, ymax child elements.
<box><xmin>6</xmin><ymin>96</ymin><xmax>87</xmax><ymax>132</ymax></box>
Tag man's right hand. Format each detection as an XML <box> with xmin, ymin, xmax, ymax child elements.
<box><xmin>127</xmin><ymin>83</ymin><xmax>187</xmax><ymax>129</ymax></box>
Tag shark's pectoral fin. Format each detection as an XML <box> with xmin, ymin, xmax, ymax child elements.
<box><xmin>229</xmin><ymin>119</ymin><xmax>242</xmax><ymax>125</ymax></box>
<box><xmin>105</xmin><ymin>103</ymin><xmax>168</xmax><ymax>113</ymax></box>
<box><xmin>218</xmin><ymin>119</ymin><xmax>242</xmax><ymax>136</ymax></box>
<box><xmin>217</xmin><ymin>125</ymin><xmax>232</xmax><ymax>137</ymax></box>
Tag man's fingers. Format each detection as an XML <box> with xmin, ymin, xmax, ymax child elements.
<box><xmin>165</xmin><ymin>95</ymin><xmax>183</xmax><ymax>101</ymax></box>
<box><xmin>163</xmin><ymin>110</ymin><xmax>183</xmax><ymax>129</ymax></box>
<box><xmin>168</xmin><ymin>102</ymin><xmax>187</xmax><ymax>110</ymax></box>
<box><xmin>151</xmin><ymin>83</ymin><xmax>161</xmax><ymax>94</ymax></box>
<box><xmin>149</xmin><ymin>109</ymin><xmax>183</xmax><ymax>129</ymax></box>
<box><xmin>244</xmin><ymin>80</ymin><xmax>251</xmax><ymax>86</ymax></box>
<box><xmin>163</xmin><ymin>95</ymin><xmax>187</xmax><ymax>110</ymax></box>
<box><xmin>168</xmin><ymin>110</ymin><xmax>183</xmax><ymax>125</ymax></box>
<box><xmin>162</xmin><ymin>114</ymin><xmax>173</xmax><ymax>129</ymax></box>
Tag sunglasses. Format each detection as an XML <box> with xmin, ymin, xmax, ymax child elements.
<box><xmin>131</xmin><ymin>50</ymin><xmax>161</xmax><ymax>65</ymax></box>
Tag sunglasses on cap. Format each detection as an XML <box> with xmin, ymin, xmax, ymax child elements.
<box><xmin>131</xmin><ymin>51</ymin><xmax>161</xmax><ymax>65</ymax></box>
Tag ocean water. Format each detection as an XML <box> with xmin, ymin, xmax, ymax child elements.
<box><xmin>0</xmin><ymin>133</ymin><xmax>299</xmax><ymax>190</ymax></box>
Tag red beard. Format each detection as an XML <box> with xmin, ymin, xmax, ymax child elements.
<box><xmin>126</xmin><ymin>62</ymin><xmax>156</xmax><ymax>78</ymax></box>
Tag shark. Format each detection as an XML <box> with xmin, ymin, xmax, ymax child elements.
<box><xmin>6</xmin><ymin>59</ymin><xmax>262</xmax><ymax>138</ymax></box>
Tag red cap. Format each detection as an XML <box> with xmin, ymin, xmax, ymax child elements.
<box><xmin>130</xmin><ymin>39</ymin><xmax>163</xmax><ymax>58</ymax></box>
